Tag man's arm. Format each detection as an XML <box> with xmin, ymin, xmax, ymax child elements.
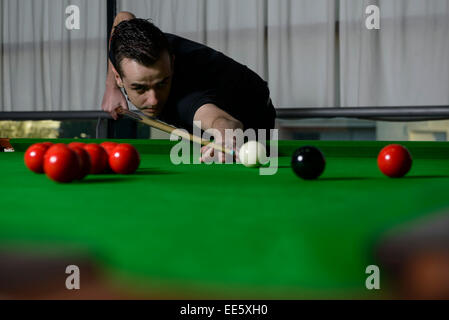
<box><xmin>102</xmin><ymin>11</ymin><xmax>136</xmax><ymax>119</ymax></box>
<box><xmin>194</xmin><ymin>104</ymin><xmax>243</xmax><ymax>162</ymax></box>
<box><xmin>194</xmin><ymin>103</ymin><xmax>243</xmax><ymax>133</ymax></box>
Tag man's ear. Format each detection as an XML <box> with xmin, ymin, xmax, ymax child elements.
<box><xmin>111</xmin><ymin>64</ymin><xmax>124</xmax><ymax>88</ymax></box>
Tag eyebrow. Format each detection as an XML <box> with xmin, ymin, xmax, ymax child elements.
<box><xmin>130</xmin><ymin>83</ymin><xmax>147</xmax><ymax>89</ymax></box>
<box><xmin>131</xmin><ymin>76</ymin><xmax>171</xmax><ymax>88</ymax></box>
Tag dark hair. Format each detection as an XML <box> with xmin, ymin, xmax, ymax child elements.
<box><xmin>109</xmin><ymin>18</ymin><xmax>172</xmax><ymax>76</ymax></box>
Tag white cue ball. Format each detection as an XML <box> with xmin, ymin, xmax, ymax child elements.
<box><xmin>239</xmin><ymin>141</ymin><xmax>267</xmax><ymax>168</ymax></box>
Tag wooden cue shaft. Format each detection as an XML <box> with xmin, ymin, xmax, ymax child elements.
<box><xmin>116</xmin><ymin>107</ymin><xmax>234</xmax><ymax>155</ymax></box>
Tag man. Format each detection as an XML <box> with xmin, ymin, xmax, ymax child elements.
<box><xmin>101</xmin><ymin>12</ymin><xmax>276</xmax><ymax>162</ymax></box>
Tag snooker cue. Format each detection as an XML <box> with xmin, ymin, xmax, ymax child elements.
<box><xmin>115</xmin><ymin>107</ymin><xmax>234</xmax><ymax>155</ymax></box>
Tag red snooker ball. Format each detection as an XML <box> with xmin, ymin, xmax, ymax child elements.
<box><xmin>69</xmin><ymin>146</ymin><xmax>91</xmax><ymax>180</ymax></box>
<box><xmin>100</xmin><ymin>142</ymin><xmax>119</xmax><ymax>156</ymax></box>
<box><xmin>100</xmin><ymin>142</ymin><xmax>119</xmax><ymax>173</ymax></box>
<box><xmin>377</xmin><ymin>144</ymin><xmax>413</xmax><ymax>178</ymax></box>
<box><xmin>109</xmin><ymin>144</ymin><xmax>140</xmax><ymax>174</ymax></box>
<box><xmin>44</xmin><ymin>144</ymin><xmax>78</xmax><ymax>183</ymax></box>
<box><xmin>41</xmin><ymin>142</ymin><xmax>54</xmax><ymax>148</ymax></box>
<box><xmin>24</xmin><ymin>143</ymin><xmax>50</xmax><ymax>173</ymax></box>
<box><xmin>83</xmin><ymin>144</ymin><xmax>108</xmax><ymax>174</ymax></box>
<box><xmin>68</xmin><ymin>142</ymin><xmax>86</xmax><ymax>149</ymax></box>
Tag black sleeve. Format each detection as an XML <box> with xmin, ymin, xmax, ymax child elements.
<box><xmin>162</xmin><ymin>33</ymin><xmax>276</xmax><ymax>131</ymax></box>
<box><xmin>175</xmin><ymin>89</ymin><xmax>225</xmax><ymax>129</ymax></box>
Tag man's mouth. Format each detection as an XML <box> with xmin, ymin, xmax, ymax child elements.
<box><xmin>141</xmin><ymin>108</ymin><xmax>157</xmax><ymax>115</ymax></box>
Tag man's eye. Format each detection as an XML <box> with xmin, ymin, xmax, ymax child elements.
<box><xmin>156</xmin><ymin>81</ymin><xmax>168</xmax><ymax>89</ymax></box>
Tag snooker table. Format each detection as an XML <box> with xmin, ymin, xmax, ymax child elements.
<box><xmin>1</xmin><ymin>138</ymin><xmax>449</xmax><ymax>299</ymax></box>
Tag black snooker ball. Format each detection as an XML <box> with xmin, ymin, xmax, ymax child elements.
<box><xmin>291</xmin><ymin>146</ymin><xmax>326</xmax><ymax>180</ymax></box>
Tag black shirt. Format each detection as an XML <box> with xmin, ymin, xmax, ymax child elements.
<box><xmin>158</xmin><ymin>34</ymin><xmax>276</xmax><ymax>133</ymax></box>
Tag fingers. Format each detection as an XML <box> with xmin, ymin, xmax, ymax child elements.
<box><xmin>200</xmin><ymin>146</ymin><xmax>232</xmax><ymax>163</ymax></box>
<box><xmin>102</xmin><ymin>101</ymin><xmax>119</xmax><ymax>120</ymax></box>
<box><xmin>111</xmin><ymin>106</ymin><xmax>122</xmax><ymax>120</ymax></box>
<box><xmin>226</xmin><ymin>136</ymin><xmax>238</xmax><ymax>162</ymax></box>
<box><xmin>200</xmin><ymin>146</ymin><xmax>214</xmax><ymax>163</ymax></box>
<box><xmin>102</xmin><ymin>88</ymin><xmax>129</xmax><ymax>120</ymax></box>
<box><xmin>234</xmin><ymin>148</ymin><xmax>240</xmax><ymax>162</ymax></box>
<box><xmin>110</xmin><ymin>109</ymin><xmax>118</xmax><ymax>120</ymax></box>
<box><xmin>109</xmin><ymin>102</ymin><xmax>129</xmax><ymax>120</ymax></box>
<box><xmin>199</xmin><ymin>137</ymin><xmax>239</xmax><ymax>163</ymax></box>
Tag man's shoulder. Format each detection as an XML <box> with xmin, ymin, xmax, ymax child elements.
<box><xmin>164</xmin><ymin>33</ymin><xmax>244</xmax><ymax>72</ymax></box>
<box><xmin>164</xmin><ymin>33</ymin><xmax>213</xmax><ymax>54</ymax></box>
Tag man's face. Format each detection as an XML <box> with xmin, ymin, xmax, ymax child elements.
<box><xmin>117</xmin><ymin>52</ymin><xmax>173</xmax><ymax>117</ymax></box>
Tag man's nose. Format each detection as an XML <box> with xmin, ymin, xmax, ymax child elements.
<box><xmin>145</xmin><ymin>89</ymin><xmax>158</xmax><ymax>106</ymax></box>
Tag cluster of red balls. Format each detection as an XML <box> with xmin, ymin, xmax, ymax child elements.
<box><xmin>24</xmin><ymin>141</ymin><xmax>140</xmax><ymax>183</ymax></box>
